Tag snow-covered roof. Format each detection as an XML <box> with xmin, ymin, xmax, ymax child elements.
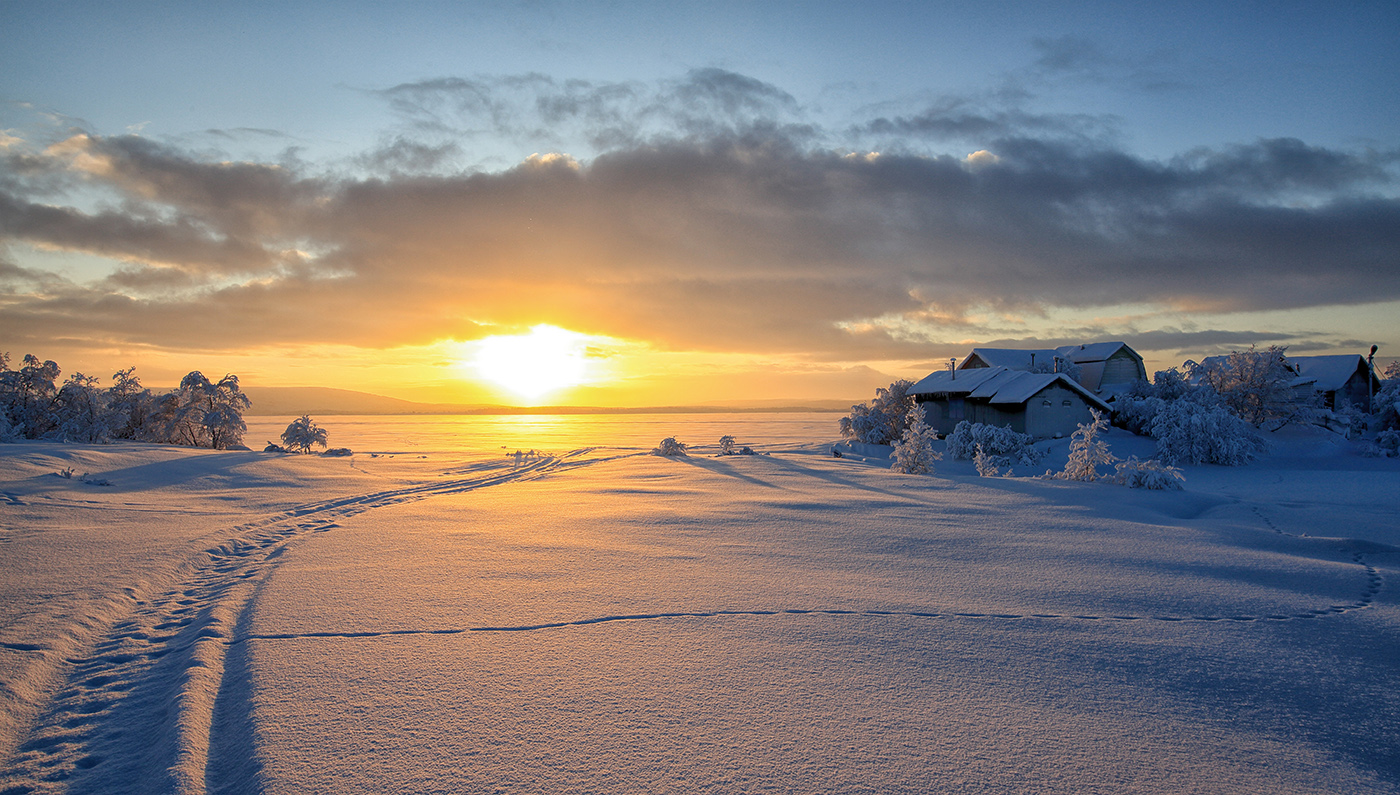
<box><xmin>1287</xmin><ymin>355</ymin><xmax>1369</xmax><ymax>392</ymax></box>
<box><xmin>1054</xmin><ymin>341</ymin><xmax>1137</xmax><ymax>364</ymax></box>
<box><xmin>909</xmin><ymin>366</ymin><xmax>1112</xmax><ymax>411</ymax></box>
<box><xmin>961</xmin><ymin>342</ymin><xmax>1139</xmax><ymax>369</ymax></box>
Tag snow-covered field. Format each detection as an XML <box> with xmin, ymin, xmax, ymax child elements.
<box><xmin>1</xmin><ymin>415</ymin><xmax>1397</xmax><ymax>794</ymax></box>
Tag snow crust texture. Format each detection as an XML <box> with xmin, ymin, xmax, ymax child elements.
<box><xmin>0</xmin><ymin>424</ymin><xmax>1397</xmax><ymax>794</ymax></box>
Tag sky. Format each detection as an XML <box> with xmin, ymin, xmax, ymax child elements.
<box><xmin>1</xmin><ymin>0</ymin><xmax>1397</xmax><ymax>407</ymax></box>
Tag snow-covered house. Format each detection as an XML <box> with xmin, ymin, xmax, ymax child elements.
<box><xmin>959</xmin><ymin>341</ymin><xmax>1147</xmax><ymax>396</ymax></box>
<box><xmin>1286</xmin><ymin>354</ymin><xmax>1381</xmax><ymax>410</ymax></box>
<box><xmin>908</xmin><ymin>366</ymin><xmax>1113</xmax><ymax>439</ymax></box>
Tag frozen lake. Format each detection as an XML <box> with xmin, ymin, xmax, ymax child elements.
<box><xmin>244</xmin><ymin>412</ymin><xmax>846</xmax><ymax>454</ymax></box>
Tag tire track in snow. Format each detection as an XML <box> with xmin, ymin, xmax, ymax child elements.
<box><xmin>0</xmin><ymin>449</ymin><xmax>617</xmax><ymax>795</ymax></box>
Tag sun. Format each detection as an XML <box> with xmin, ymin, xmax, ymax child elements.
<box><xmin>467</xmin><ymin>325</ymin><xmax>593</xmax><ymax>401</ymax></box>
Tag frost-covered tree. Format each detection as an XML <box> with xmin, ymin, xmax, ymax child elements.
<box><xmin>1188</xmin><ymin>345</ymin><xmax>1301</xmax><ymax>428</ymax></box>
<box><xmin>1151</xmin><ymin>399</ymin><xmax>1267</xmax><ymax>465</ymax></box>
<box><xmin>718</xmin><ymin>435</ymin><xmax>736</xmax><ymax>455</ymax></box>
<box><xmin>890</xmin><ymin>404</ymin><xmax>941</xmax><ymax>475</ymax></box>
<box><xmin>281</xmin><ymin>414</ymin><xmax>329</xmax><ymax>454</ymax></box>
<box><xmin>840</xmin><ymin>379</ymin><xmax>916</xmax><ymax>445</ymax></box>
<box><xmin>151</xmin><ymin>372</ymin><xmax>251</xmax><ymax>449</ymax></box>
<box><xmin>106</xmin><ymin>367</ymin><xmax>154</xmax><ymax>441</ymax></box>
<box><xmin>52</xmin><ymin>373</ymin><xmax>112</xmax><ymax>443</ymax></box>
<box><xmin>0</xmin><ymin>354</ymin><xmax>62</xmax><ymax>438</ymax></box>
<box><xmin>1054</xmin><ymin>409</ymin><xmax>1117</xmax><ymax>482</ymax></box>
<box><xmin>1383</xmin><ymin>361</ymin><xmax>1400</xmax><ymax>382</ymax></box>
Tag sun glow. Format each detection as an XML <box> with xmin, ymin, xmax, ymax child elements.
<box><xmin>467</xmin><ymin>325</ymin><xmax>594</xmax><ymax>401</ymax></box>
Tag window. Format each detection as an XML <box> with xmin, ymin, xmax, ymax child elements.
<box><xmin>1062</xmin><ymin>400</ymin><xmax>1073</xmax><ymax>407</ymax></box>
<box><xmin>949</xmin><ymin>397</ymin><xmax>964</xmax><ymax>420</ymax></box>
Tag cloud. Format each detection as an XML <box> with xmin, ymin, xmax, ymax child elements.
<box><xmin>0</xmin><ymin>72</ymin><xmax>1397</xmax><ymax>364</ymax></box>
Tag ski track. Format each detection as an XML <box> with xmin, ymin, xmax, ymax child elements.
<box><xmin>0</xmin><ymin>451</ymin><xmax>1388</xmax><ymax>794</ymax></box>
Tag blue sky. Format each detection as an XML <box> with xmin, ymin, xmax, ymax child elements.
<box><xmin>1</xmin><ymin>0</ymin><xmax>1397</xmax><ymax>403</ymax></box>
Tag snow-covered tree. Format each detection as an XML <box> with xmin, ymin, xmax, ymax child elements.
<box><xmin>0</xmin><ymin>354</ymin><xmax>62</xmax><ymax>439</ymax></box>
<box><xmin>106</xmin><ymin>367</ymin><xmax>153</xmax><ymax>441</ymax></box>
<box><xmin>1383</xmin><ymin>361</ymin><xmax>1400</xmax><ymax>382</ymax></box>
<box><xmin>718</xmin><ymin>435</ymin><xmax>736</xmax><ymax>455</ymax></box>
<box><xmin>840</xmin><ymin>380</ymin><xmax>916</xmax><ymax>445</ymax></box>
<box><xmin>890</xmin><ymin>404</ymin><xmax>941</xmax><ymax>475</ymax></box>
<box><xmin>1151</xmin><ymin>399</ymin><xmax>1267</xmax><ymax>465</ymax></box>
<box><xmin>1054</xmin><ymin>409</ymin><xmax>1117</xmax><ymax>482</ymax></box>
<box><xmin>52</xmin><ymin>373</ymin><xmax>111</xmax><ymax>443</ymax></box>
<box><xmin>1188</xmin><ymin>345</ymin><xmax>1301</xmax><ymax>428</ymax></box>
<box><xmin>281</xmin><ymin>414</ymin><xmax>329</xmax><ymax>454</ymax></box>
<box><xmin>151</xmin><ymin>372</ymin><xmax>251</xmax><ymax>449</ymax></box>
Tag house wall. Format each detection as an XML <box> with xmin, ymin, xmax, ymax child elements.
<box><xmin>918</xmin><ymin>397</ymin><xmax>1027</xmax><ymax>437</ymax></box>
<box><xmin>1336</xmin><ymin>368</ymin><xmax>1374</xmax><ymax>409</ymax></box>
<box><xmin>1023</xmin><ymin>384</ymin><xmax>1101</xmax><ymax>438</ymax></box>
<box><xmin>1102</xmin><ymin>350</ymin><xmax>1146</xmax><ymax>387</ymax></box>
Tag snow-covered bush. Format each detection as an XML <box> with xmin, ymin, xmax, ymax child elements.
<box><xmin>890</xmin><ymin>404</ymin><xmax>941</xmax><ymax>475</ymax></box>
<box><xmin>652</xmin><ymin>437</ymin><xmax>688</xmax><ymax>456</ymax></box>
<box><xmin>972</xmin><ymin>446</ymin><xmax>1003</xmax><ymax>477</ymax></box>
<box><xmin>1112</xmin><ymin>395</ymin><xmax>1165</xmax><ymax>437</ymax></box>
<box><xmin>1150</xmin><ymin>399</ymin><xmax>1267</xmax><ymax>465</ymax></box>
<box><xmin>1112</xmin><ymin>457</ymin><xmax>1185</xmax><ymax>490</ymax></box>
<box><xmin>1362</xmin><ymin>429</ymin><xmax>1400</xmax><ymax>458</ymax></box>
<box><xmin>1371</xmin><ymin>379</ymin><xmax>1400</xmax><ymax>432</ymax></box>
<box><xmin>840</xmin><ymin>380</ymin><xmax>916</xmax><ymax>445</ymax></box>
<box><xmin>718</xmin><ymin>435</ymin><xmax>736</xmax><ymax>455</ymax></box>
<box><xmin>1048</xmin><ymin>410</ymin><xmax>1116</xmax><ymax>482</ymax></box>
<box><xmin>945</xmin><ymin>421</ymin><xmax>1041</xmax><ymax>468</ymax></box>
<box><xmin>281</xmin><ymin>414</ymin><xmax>330</xmax><ymax>454</ymax></box>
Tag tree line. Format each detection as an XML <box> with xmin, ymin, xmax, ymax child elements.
<box><xmin>0</xmin><ymin>353</ymin><xmax>251</xmax><ymax>449</ymax></box>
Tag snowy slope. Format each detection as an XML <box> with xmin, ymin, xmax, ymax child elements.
<box><xmin>0</xmin><ymin>428</ymin><xmax>1396</xmax><ymax>794</ymax></box>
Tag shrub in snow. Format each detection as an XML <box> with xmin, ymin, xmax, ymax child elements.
<box><xmin>1048</xmin><ymin>410</ymin><xmax>1117</xmax><ymax>482</ymax></box>
<box><xmin>890</xmin><ymin>404</ymin><xmax>941</xmax><ymax>475</ymax></box>
<box><xmin>718</xmin><ymin>435</ymin><xmax>737</xmax><ymax>455</ymax></box>
<box><xmin>1150</xmin><ymin>399</ymin><xmax>1267</xmax><ymax>466</ymax></box>
<box><xmin>972</xmin><ymin>446</ymin><xmax>1003</xmax><ymax>477</ymax></box>
<box><xmin>652</xmin><ymin>437</ymin><xmax>688</xmax><ymax>456</ymax></box>
<box><xmin>1371</xmin><ymin>379</ymin><xmax>1400</xmax><ymax>431</ymax></box>
<box><xmin>322</xmin><ymin>447</ymin><xmax>353</xmax><ymax>457</ymax></box>
<box><xmin>945</xmin><ymin>421</ymin><xmax>1041</xmax><ymax>469</ymax></box>
<box><xmin>1112</xmin><ymin>457</ymin><xmax>1185</xmax><ymax>490</ymax></box>
<box><xmin>840</xmin><ymin>380</ymin><xmax>916</xmax><ymax>445</ymax></box>
<box><xmin>281</xmin><ymin>414</ymin><xmax>330</xmax><ymax>454</ymax></box>
<box><xmin>1363</xmin><ymin>429</ymin><xmax>1400</xmax><ymax>458</ymax></box>
<box><xmin>1111</xmin><ymin>395</ymin><xmax>1164</xmax><ymax>437</ymax></box>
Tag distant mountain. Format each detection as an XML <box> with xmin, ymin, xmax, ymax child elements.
<box><xmin>242</xmin><ymin>387</ymin><xmax>482</xmax><ymax>416</ymax></box>
<box><xmin>242</xmin><ymin>386</ymin><xmax>853</xmax><ymax>416</ymax></box>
